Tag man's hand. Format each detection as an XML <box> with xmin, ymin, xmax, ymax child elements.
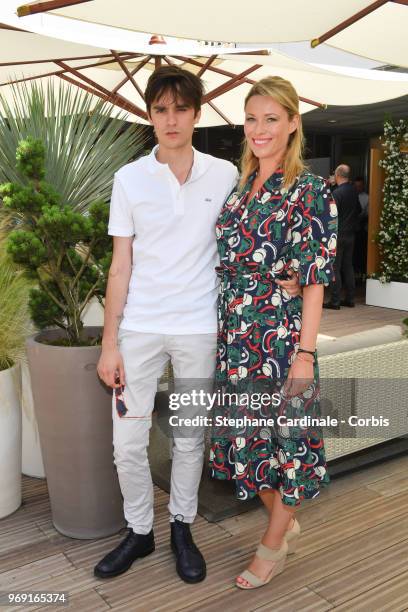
<box><xmin>97</xmin><ymin>346</ymin><xmax>125</xmax><ymax>388</ymax></box>
<box><xmin>276</xmin><ymin>270</ymin><xmax>302</xmax><ymax>297</ymax></box>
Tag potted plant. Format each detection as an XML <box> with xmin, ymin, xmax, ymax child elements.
<box><xmin>0</xmin><ymin>137</ymin><xmax>125</xmax><ymax>538</ymax></box>
<box><xmin>0</xmin><ymin>242</ymin><xmax>31</xmax><ymax>519</ymax></box>
<box><xmin>366</xmin><ymin>118</ymin><xmax>408</xmax><ymax>311</ymax></box>
<box><xmin>0</xmin><ymin>83</ymin><xmax>146</xmax><ymax>538</ymax></box>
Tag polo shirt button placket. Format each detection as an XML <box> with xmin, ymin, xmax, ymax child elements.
<box><xmin>174</xmin><ymin>183</ymin><xmax>186</xmax><ymax>216</ymax></box>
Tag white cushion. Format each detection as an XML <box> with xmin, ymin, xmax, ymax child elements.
<box><xmin>318</xmin><ymin>325</ymin><xmax>403</xmax><ymax>357</ymax></box>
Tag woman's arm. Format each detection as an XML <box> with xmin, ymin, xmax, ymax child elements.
<box><xmin>284</xmin><ymin>176</ymin><xmax>337</xmax><ymax>397</ymax></box>
<box><xmin>284</xmin><ymin>285</ymin><xmax>323</xmax><ymax>397</ymax></box>
<box><xmin>298</xmin><ymin>284</ymin><xmax>324</xmax><ymax>351</ymax></box>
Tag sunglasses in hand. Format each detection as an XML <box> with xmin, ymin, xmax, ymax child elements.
<box><xmin>114</xmin><ymin>378</ymin><xmax>128</xmax><ymax>417</ymax></box>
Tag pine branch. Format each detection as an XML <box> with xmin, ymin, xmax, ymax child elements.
<box><xmin>72</xmin><ymin>238</ymin><xmax>96</xmax><ymax>289</ymax></box>
<box><xmin>38</xmin><ymin>278</ymin><xmax>66</xmax><ymax>312</ymax></box>
<box><xmin>78</xmin><ymin>275</ymin><xmax>102</xmax><ymax>316</ymax></box>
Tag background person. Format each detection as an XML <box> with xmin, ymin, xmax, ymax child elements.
<box><xmin>324</xmin><ymin>164</ymin><xmax>361</xmax><ymax>309</ymax></box>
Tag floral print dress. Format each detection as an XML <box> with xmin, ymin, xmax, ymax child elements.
<box><xmin>209</xmin><ymin>169</ymin><xmax>338</xmax><ymax>506</ymax></box>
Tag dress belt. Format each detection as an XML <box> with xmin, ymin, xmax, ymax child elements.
<box><xmin>215</xmin><ymin>263</ymin><xmax>287</xmax><ymax>282</ymax></box>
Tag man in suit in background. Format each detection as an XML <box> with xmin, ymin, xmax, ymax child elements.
<box><xmin>324</xmin><ymin>164</ymin><xmax>362</xmax><ymax>309</ymax></box>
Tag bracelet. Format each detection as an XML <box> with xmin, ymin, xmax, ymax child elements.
<box><xmin>296</xmin><ymin>352</ymin><xmax>314</xmax><ymax>364</ymax></box>
<box><xmin>297</xmin><ymin>348</ymin><xmax>316</xmax><ymax>357</ymax></box>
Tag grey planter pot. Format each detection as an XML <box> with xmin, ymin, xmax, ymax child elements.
<box><xmin>0</xmin><ymin>363</ymin><xmax>22</xmax><ymax>519</ymax></box>
<box><xmin>26</xmin><ymin>328</ymin><xmax>125</xmax><ymax>539</ymax></box>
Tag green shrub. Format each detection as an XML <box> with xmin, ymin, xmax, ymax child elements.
<box><xmin>1</xmin><ymin>139</ymin><xmax>111</xmax><ymax>346</ymax></box>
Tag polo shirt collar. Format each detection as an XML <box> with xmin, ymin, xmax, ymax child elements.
<box><xmin>147</xmin><ymin>145</ymin><xmax>211</xmax><ymax>181</ymax></box>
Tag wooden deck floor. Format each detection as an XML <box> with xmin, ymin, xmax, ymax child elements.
<box><xmin>1</xmin><ymin>299</ymin><xmax>407</xmax><ymax>611</ymax></box>
<box><xmin>320</xmin><ymin>290</ymin><xmax>406</xmax><ymax>339</ymax></box>
<box><xmin>1</xmin><ymin>453</ymin><xmax>408</xmax><ymax>612</ymax></box>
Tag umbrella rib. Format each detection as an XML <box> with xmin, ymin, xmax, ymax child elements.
<box><xmin>299</xmin><ymin>96</ymin><xmax>327</xmax><ymax>109</ymax></box>
<box><xmin>311</xmin><ymin>0</ymin><xmax>389</xmax><ymax>47</ymax></box>
<box><xmin>0</xmin><ymin>54</ymin><xmax>137</xmax><ymax>86</ymax></box>
<box><xmin>112</xmin><ymin>56</ymin><xmax>151</xmax><ymax>94</ymax></box>
<box><xmin>203</xmin><ymin>65</ymin><xmax>261</xmax><ymax>103</ymax></box>
<box><xmin>207</xmin><ymin>100</ymin><xmax>233</xmax><ymax>125</ymax></box>
<box><xmin>173</xmin><ymin>55</ymin><xmax>258</xmax><ymax>84</ymax></box>
<box><xmin>17</xmin><ymin>0</ymin><xmax>91</xmax><ymax>17</ymax></box>
<box><xmin>54</xmin><ymin>60</ymin><xmax>147</xmax><ymax>115</ymax></box>
<box><xmin>55</xmin><ymin>59</ymin><xmax>119</xmax><ymax>96</ymax></box>
<box><xmin>0</xmin><ymin>22</ymin><xmax>27</xmax><ymax>32</ymax></box>
<box><xmin>57</xmin><ymin>73</ymin><xmax>148</xmax><ymax>119</ymax></box>
<box><xmin>173</xmin><ymin>55</ymin><xmax>326</xmax><ymax>108</ymax></box>
<box><xmin>196</xmin><ymin>55</ymin><xmax>218</xmax><ymax>77</ymax></box>
<box><xmin>110</xmin><ymin>49</ymin><xmax>145</xmax><ymax>100</ymax></box>
<box><xmin>0</xmin><ymin>52</ymin><xmax>135</xmax><ymax>68</ymax></box>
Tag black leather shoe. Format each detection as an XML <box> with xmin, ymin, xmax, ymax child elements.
<box><xmin>94</xmin><ymin>529</ymin><xmax>155</xmax><ymax>578</ymax></box>
<box><xmin>323</xmin><ymin>302</ymin><xmax>341</xmax><ymax>310</ymax></box>
<box><xmin>340</xmin><ymin>300</ymin><xmax>355</xmax><ymax>307</ymax></box>
<box><xmin>171</xmin><ymin>519</ymin><xmax>206</xmax><ymax>583</ymax></box>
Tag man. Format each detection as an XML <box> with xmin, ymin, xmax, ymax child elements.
<box><xmin>95</xmin><ymin>66</ymin><xmax>300</xmax><ymax>583</ymax></box>
<box><xmin>324</xmin><ymin>164</ymin><xmax>361</xmax><ymax>309</ymax></box>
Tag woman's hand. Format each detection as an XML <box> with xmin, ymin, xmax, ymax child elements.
<box><xmin>284</xmin><ymin>354</ymin><xmax>314</xmax><ymax>398</ymax></box>
<box><xmin>276</xmin><ymin>270</ymin><xmax>302</xmax><ymax>297</ymax></box>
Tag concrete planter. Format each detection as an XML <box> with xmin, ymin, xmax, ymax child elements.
<box><xmin>0</xmin><ymin>363</ymin><xmax>22</xmax><ymax>518</ymax></box>
<box><xmin>20</xmin><ymin>295</ymin><xmax>103</xmax><ymax>479</ymax></box>
<box><xmin>366</xmin><ymin>279</ymin><xmax>408</xmax><ymax>311</ymax></box>
<box><xmin>26</xmin><ymin>328</ymin><xmax>125</xmax><ymax>539</ymax></box>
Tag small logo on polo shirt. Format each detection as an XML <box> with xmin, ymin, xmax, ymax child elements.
<box><xmin>204</xmin><ymin>198</ymin><xmax>212</xmax><ymax>203</ymax></box>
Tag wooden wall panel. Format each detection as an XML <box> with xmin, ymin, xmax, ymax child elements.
<box><xmin>367</xmin><ymin>138</ymin><xmax>385</xmax><ymax>275</ymax></box>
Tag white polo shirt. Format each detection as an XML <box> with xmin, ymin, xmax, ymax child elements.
<box><xmin>108</xmin><ymin>146</ymin><xmax>238</xmax><ymax>334</ymax></box>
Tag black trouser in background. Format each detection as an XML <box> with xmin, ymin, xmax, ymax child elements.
<box><xmin>330</xmin><ymin>234</ymin><xmax>356</xmax><ymax>305</ymax></box>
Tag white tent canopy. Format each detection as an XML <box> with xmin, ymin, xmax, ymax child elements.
<box><xmin>41</xmin><ymin>0</ymin><xmax>408</xmax><ymax>67</ymax></box>
<box><xmin>1</xmin><ymin>28</ymin><xmax>408</xmax><ymax>126</ymax></box>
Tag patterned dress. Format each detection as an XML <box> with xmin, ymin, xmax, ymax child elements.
<box><xmin>209</xmin><ymin>169</ymin><xmax>338</xmax><ymax>506</ymax></box>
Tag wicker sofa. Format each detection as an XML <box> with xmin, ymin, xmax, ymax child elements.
<box><xmin>317</xmin><ymin>324</ymin><xmax>408</xmax><ymax>460</ymax></box>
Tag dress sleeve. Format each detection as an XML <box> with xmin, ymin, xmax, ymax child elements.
<box><xmin>292</xmin><ymin>179</ymin><xmax>338</xmax><ymax>286</ymax></box>
<box><xmin>107</xmin><ymin>173</ymin><xmax>135</xmax><ymax>237</ymax></box>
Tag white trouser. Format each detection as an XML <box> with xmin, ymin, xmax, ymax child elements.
<box><xmin>113</xmin><ymin>330</ymin><xmax>216</xmax><ymax>535</ymax></box>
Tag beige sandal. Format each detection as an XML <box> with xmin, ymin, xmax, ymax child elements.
<box><xmin>236</xmin><ymin>538</ymin><xmax>288</xmax><ymax>590</ymax></box>
<box><xmin>285</xmin><ymin>517</ymin><xmax>301</xmax><ymax>555</ymax></box>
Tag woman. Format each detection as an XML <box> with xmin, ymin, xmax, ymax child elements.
<box><xmin>209</xmin><ymin>76</ymin><xmax>337</xmax><ymax>590</ymax></box>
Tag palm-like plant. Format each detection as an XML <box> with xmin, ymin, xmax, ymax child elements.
<box><xmin>0</xmin><ymin>80</ymin><xmax>147</xmax><ymax>214</ymax></box>
<box><xmin>0</xmin><ymin>81</ymin><xmax>147</xmax><ymax>346</ymax></box>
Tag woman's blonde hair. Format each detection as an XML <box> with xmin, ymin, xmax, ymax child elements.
<box><xmin>239</xmin><ymin>76</ymin><xmax>305</xmax><ymax>190</ymax></box>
